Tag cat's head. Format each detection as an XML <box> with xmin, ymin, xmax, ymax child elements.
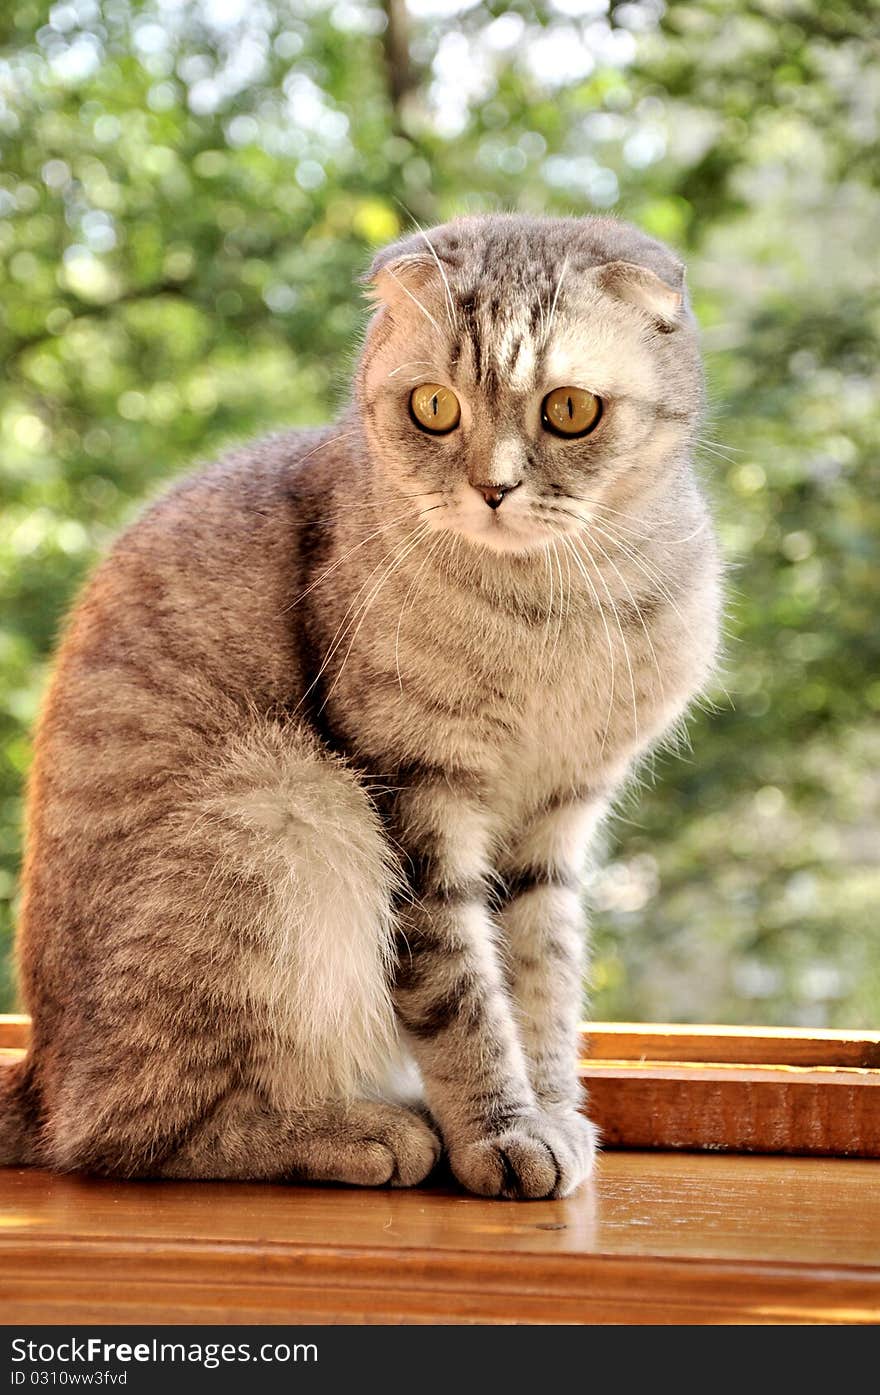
<box><xmin>357</xmin><ymin>213</ymin><xmax>702</xmax><ymax>555</ymax></box>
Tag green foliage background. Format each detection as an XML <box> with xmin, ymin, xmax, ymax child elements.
<box><xmin>1</xmin><ymin>0</ymin><xmax>878</xmax><ymax>1024</ymax></box>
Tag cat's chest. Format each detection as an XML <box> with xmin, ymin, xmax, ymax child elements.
<box><xmin>479</xmin><ymin>658</ymin><xmax>629</xmax><ymax>812</ymax></box>
<box><xmin>402</xmin><ymin>626</ymin><xmax>642</xmax><ymax>801</ymax></box>
<box><xmin>324</xmin><ymin>576</ymin><xmax>695</xmax><ymax>816</ymax></box>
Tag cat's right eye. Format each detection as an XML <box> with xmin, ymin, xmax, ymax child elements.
<box><xmin>409</xmin><ymin>383</ymin><xmax>461</xmax><ymax>435</ymax></box>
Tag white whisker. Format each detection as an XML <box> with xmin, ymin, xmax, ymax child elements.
<box><xmin>387</xmin><ymin>360</ymin><xmax>440</xmax><ymax>379</ymax></box>
<box><xmin>560</xmin><ymin>535</ymin><xmax>616</xmax><ymax>751</ymax></box>
<box><xmin>545</xmin><ymin>255</ymin><xmax>569</xmax><ymax>344</ymax></box>
<box><xmin>322</xmin><ymin>524</ymin><xmax>432</xmax><ymax>708</ymax></box>
<box><xmin>541</xmin><ymin>542</ymin><xmax>554</xmax><ymax>677</ymax></box>
<box><xmin>576</xmin><ymin>533</ymin><xmax>639</xmax><ymax>741</ymax></box>
<box><xmin>582</xmin><ymin>527</ymin><xmax>665</xmax><ymax>704</ymax></box>
<box><xmin>590</xmin><ymin>503</ymin><xmax>711</xmax><ymax>547</ymax></box>
<box><xmin>385</xmin><ymin>267</ymin><xmax>442</xmax><ymax>334</ymax></box>
<box><xmin>293</xmin><ymin>522</ymin><xmax>430</xmax><ymax>714</ymax></box>
<box><xmin>697</xmin><ymin>434</ymin><xmax>741</xmax><ymax>461</ymax></box>
<box><xmin>295</xmin><ymin>430</ymin><xmax>356</xmax><ymax>468</ymax></box>
<box><xmin>284</xmin><ymin>506</ymin><xmax>419</xmax><ymax>612</ymax></box>
<box><xmin>547</xmin><ymin>538</ymin><xmax>567</xmax><ymax>669</ymax></box>
<box><xmin>586</xmin><ymin>518</ymin><xmax>732</xmax><ymax>709</ymax></box>
<box><xmin>413</xmin><ymin>223</ymin><xmax>458</xmax><ymax>333</ymax></box>
<box><xmin>395</xmin><ymin>528</ymin><xmax>448</xmax><ymax>690</ymax></box>
<box><xmin>550</xmin><ymin>495</ymin><xmax>710</xmax><ymax>548</ymax></box>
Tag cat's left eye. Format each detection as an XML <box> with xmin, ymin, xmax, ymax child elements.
<box><xmin>410</xmin><ymin>383</ymin><xmax>461</xmax><ymax>434</ymax></box>
<box><xmin>542</xmin><ymin>387</ymin><xmax>602</xmax><ymax>438</ymax></box>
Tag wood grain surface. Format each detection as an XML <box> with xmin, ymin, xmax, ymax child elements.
<box><xmin>582</xmin><ymin>1060</ymin><xmax>880</xmax><ymax>1157</ymax></box>
<box><xmin>2</xmin><ymin>1153</ymin><xmax>879</xmax><ymax>1324</ymax></box>
<box><xmin>580</xmin><ymin>1022</ymin><xmax>880</xmax><ymax>1068</ymax></box>
<box><xmin>0</xmin><ymin>1015</ymin><xmax>28</xmax><ymax>1048</ymax></box>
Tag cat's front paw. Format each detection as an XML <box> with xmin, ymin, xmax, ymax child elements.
<box><xmin>547</xmin><ymin>1107</ymin><xmax>600</xmax><ymax>1183</ymax></box>
<box><xmin>448</xmin><ymin>1112</ymin><xmax>597</xmax><ymax>1200</ymax></box>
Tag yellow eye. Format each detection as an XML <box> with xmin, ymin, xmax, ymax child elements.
<box><xmin>410</xmin><ymin>383</ymin><xmax>461</xmax><ymax>434</ymax></box>
<box><xmin>541</xmin><ymin>387</ymin><xmax>602</xmax><ymax>438</ymax></box>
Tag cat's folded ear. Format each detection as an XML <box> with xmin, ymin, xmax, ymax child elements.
<box><xmin>592</xmin><ymin>259</ymin><xmax>686</xmax><ymax>332</ymax></box>
<box><xmin>360</xmin><ymin>234</ymin><xmax>445</xmax><ymax>310</ymax></box>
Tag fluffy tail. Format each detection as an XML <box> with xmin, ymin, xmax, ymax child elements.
<box><xmin>0</xmin><ymin>1059</ymin><xmax>35</xmax><ymax>1166</ymax></box>
<box><xmin>200</xmin><ymin>721</ymin><xmax>403</xmax><ymax>1102</ymax></box>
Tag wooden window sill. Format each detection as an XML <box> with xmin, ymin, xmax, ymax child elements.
<box><xmin>3</xmin><ymin>1016</ymin><xmax>880</xmax><ymax>1322</ymax></box>
<box><xmin>2</xmin><ymin>1153</ymin><xmax>879</xmax><ymax>1324</ymax></box>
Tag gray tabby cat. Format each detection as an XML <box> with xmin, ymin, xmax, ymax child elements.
<box><xmin>1</xmin><ymin>214</ymin><xmax>720</xmax><ymax>1199</ymax></box>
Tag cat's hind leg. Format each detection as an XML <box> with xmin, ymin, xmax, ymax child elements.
<box><xmin>157</xmin><ymin>1094</ymin><xmax>440</xmax><ymax>1184</ymax></box>
<box><xmin>33</xmin><ymin>717</ymin><xmax>412</xmax><ymax>1181</ymax></box>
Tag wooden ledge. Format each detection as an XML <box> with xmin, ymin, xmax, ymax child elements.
<box><xmin>581</xmin><ymin>1021</ymin><xmax>880</xmax><ymax>1068</ymax></box>
<box><xmin>3</xmin><ymin>1015</ymin><xmax>880</xmax><ymax>1322</ymax></box>
<box><xmin>2</xmin><ymin>1153</ymin><xmax>880</xmax><ymax>1324</ymax></box>
<box><xmin>6</xmin><ymin>1016</ymin><xmax>880</xmax><ymax>1157</ymax></box>
<box><xmin>7</xmin><ymin>1015</ymin><xmax>880</xmax><ymax>1064</ymax></box>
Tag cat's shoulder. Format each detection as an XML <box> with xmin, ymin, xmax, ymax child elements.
<box><xmin>149</xmin><ymin>425</ymin><xmax>334</xmax><ymax>509</ymax></box>
<box><xmin>112</xmin><ymin>424</ymin><xmax>347</xmax><ymax>548</ymax></box>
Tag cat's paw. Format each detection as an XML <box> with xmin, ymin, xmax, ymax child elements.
<box><xmin>547</xmin><ymin>1108</ymin><xmax>599</xmax><ymax>1183</ymax></box>
<box><xmin>448</xmin><ymin>1112</ymin><xmax>597</xmax><ymax>1200</ymax></box>
<box><xmin>305</xmin><ymin>1100</ymin><xmax>442</xmax><ymax>1189</ymax></box>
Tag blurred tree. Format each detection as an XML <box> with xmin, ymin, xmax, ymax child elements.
<box><xmin>1</xmin><ymin>0</ymin><xmax>878</xmax><ymax>1023</ymax></box>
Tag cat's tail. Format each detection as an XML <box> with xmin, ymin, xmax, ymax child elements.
<box><xmin>0</xmin><ymin>1059</ymin><xmax>36</xmax><ymax>1166</ymax></box>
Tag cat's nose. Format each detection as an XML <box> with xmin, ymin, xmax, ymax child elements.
<box><xmin>474</xmin><ymin>482</ymin><xmax>521</xmax><ymax>510</ymax></box>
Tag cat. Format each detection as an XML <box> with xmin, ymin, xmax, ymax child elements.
<box><xmin>0</xmin><ymin>214</ymin><xmax>720</xmax><ymax>1199</ymax></box>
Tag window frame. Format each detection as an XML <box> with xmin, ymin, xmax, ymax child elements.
<box><xmin>3</xmin><ymin>1015</ymin><xmax>879</xmax><ymax>1158</ymax></box>
<box><xmin>581</xmin><ymin>1023</ymin><xmax>880</xmax><ymax>1157</ymax></box>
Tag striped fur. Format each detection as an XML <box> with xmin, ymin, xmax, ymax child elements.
<box><xmin>3</xmin><ymin>215</ymin><xmax>721</xmax><ymax>1198</ymax></box>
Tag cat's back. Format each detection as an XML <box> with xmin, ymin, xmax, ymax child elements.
<box><xmin>18</xmin><ymin>426</ymin><xmax>336</xmax><ymax>1023</ymax></box>
<box><xmin>42</xmin><ymin>426</ymin><xmax>337</xmax><ymax>724</ymax></box>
